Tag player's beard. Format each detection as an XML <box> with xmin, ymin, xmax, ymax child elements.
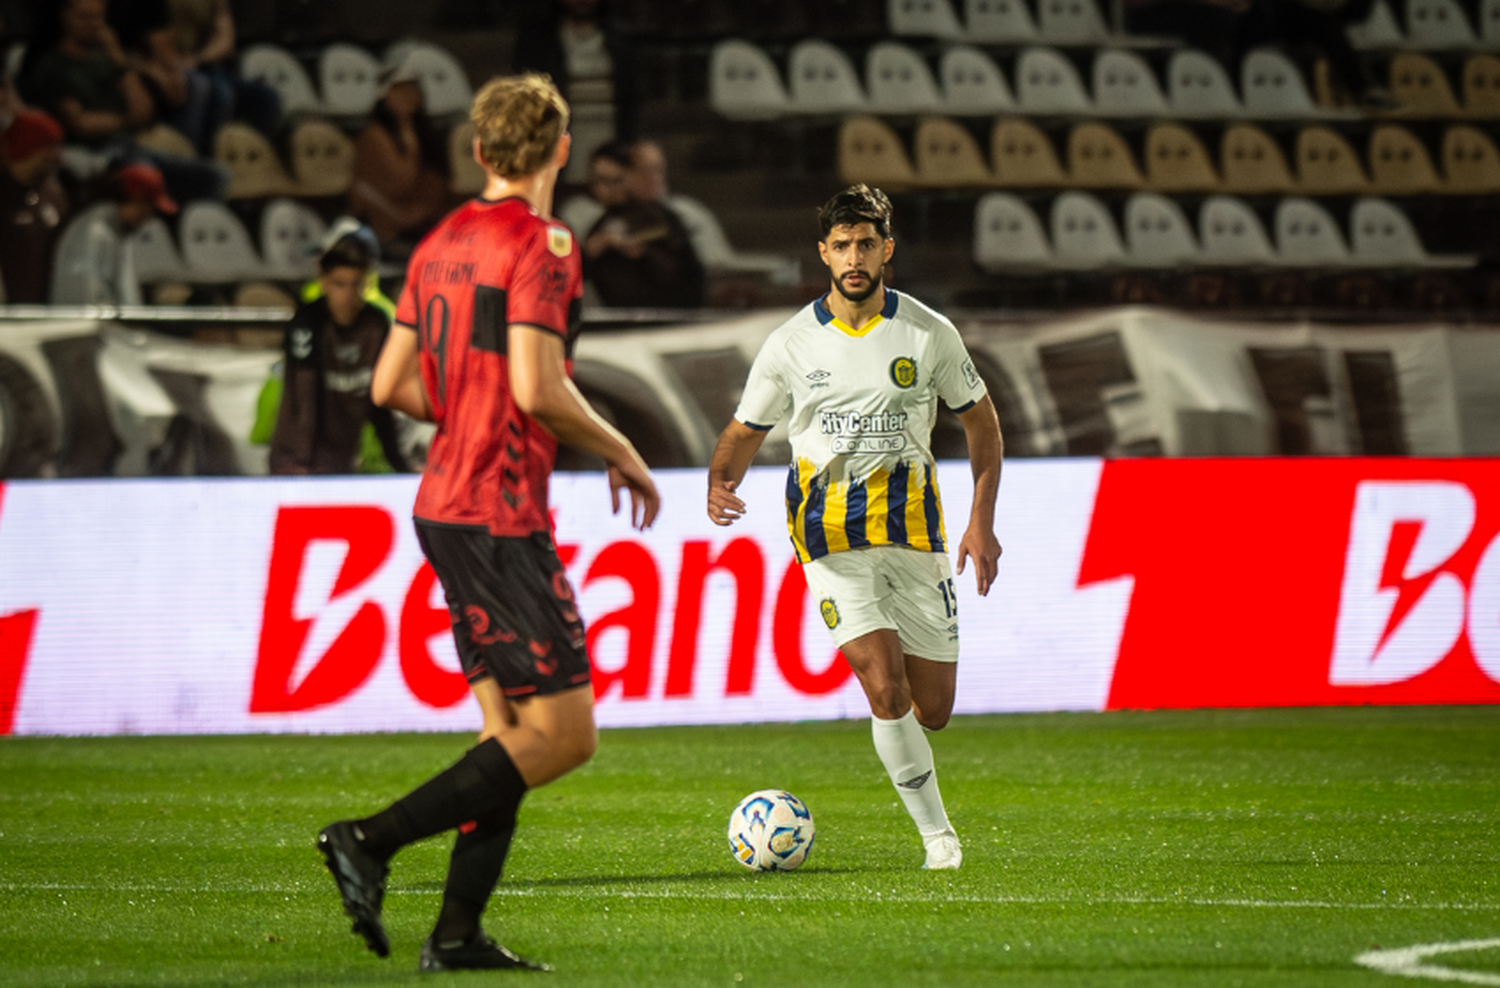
<box><xmin>832</xmin><ymin>268</ymin><xmax>883</xmax><ymax>304</ymax></box>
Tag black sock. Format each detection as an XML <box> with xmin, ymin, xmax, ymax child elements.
<box><xmin>355</xmin><ymin>738</ymin><xmax>527</xmax><ymax>861</ymax></box>
<box><xmin>431</xmin><ymin>803</ymin><xmax>520</xmax><ymax>944</ymax></box>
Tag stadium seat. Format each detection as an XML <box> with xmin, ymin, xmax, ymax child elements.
<box><xmin>1143</xmin><ymin>123</ymin><xmax>1220</xmax><ymax>191</ymax></box>
<box><xmin>1015</xmin><ymin>47</ymin><xmax>1092</xmax><ymax>114</ymax></box>
<box><xmin>1037</xmin><ymin>0</ymin><xmax>1110</xmax><ymax>43</ymax></box>
<box><xmin>990</xmin><ymin>117</ymin><xmax>1067</xmax><ymax>185</ymax></box>
<box><xmin>788</xmin><ymin>39</ymin><xmax>868</xmax><ymax>113</ymax></box>
<box><xmin>449</xmin><ymin>121</ymin><xmax>485</xmax><ymax>194</ymax></box>
<box><xmin>1241</xmin><ymin>48</ymin><xmax>1323</xmax><ymax>118</ymax></box>
<box><xmin>179</xmin><ymin>201</ymin><xmax>266</xmax><ymax>282</ymax></box>
<box><xmin>964</xmin><ymin>0</ymin><xmax>1038</xmax><ymax>41</ymax></box>
<box><xmin>886</xmin><ymin>0</ymin><xmax>966</xmax><ymax>38</ymax></box>
<box><xmin>1167</xmin><ymin>49</ymin><xmax>1243</xmax><ymax>119</ymax></box>
<box><xmin>132</xmin><ymin>216</ymin><xmax>188</xmax><ymax>283</ymax></box>
<box><xmin>318</xmin><ymin>43</ymin><xmax>380</xmax><ymax>118</ymax></box>
<box><xmin>1295</xmin><ymin>125</ymin><xmax>1370</xmax><ymax>194</ymax></box>
<box><xmin>132</xmin><ymin>123</ymin><xmax>196</xmax><ymax>160</ymax></box>
<box><xmin>241</xmin><ymin>44</ymin><xmax>321</xmax><ymax>115</ymax></box>
<box><xmin>1220</xmin><ymin>123</ymin><xmax>1296</xmax><ymax>193</ymax></box>
<box><xmin>973</xmin><ymin>192</ymin><xmax>1054</xmax><ymax>270</ymax></box>
<box><xmin>914</xmin><ymin>117</ymin><xmax>993</xmax><ymax>186</ymax></box>
<box><xmin>1092</xmin><ymin>49</ymin><xmax>1168</xmax><ymax>117</ymax></box>
<box><xmin>389</xmin><ymin>41</ymin><xmax>474</xmax><ymax>116</ymax></box>
<box><xmin>1050</xmin><ymin>190</ymin><xmax>1126</xmax><ymax>268</ymax></box>
<box><xmin>213</xmin><ymin>122</ymin><xmax>295</xmax><ymax>200</ymax></box>
<box><xmin>1066</xmin><ymin>122</ymin><xmax>1144</xmax><ymax>188</ymax></box>
<box><xmin>1350</xmin><ymin>197</ymin><xmax>1471</xmax><ymax>266</ymax></box>
<box><xmin>1405</xmin><ymin>0</ymin><xmax>1478</xmax><ymax>49</ymax></box>
<box><xmin>709</xmin><ymin>40</ymin><xmax>791</xmax><ymax>120</ymax></box>
<box><xmin>1482</xmin><ymin>0</ymin><xmax>1500</xmax><ymax>47</ymax></box>
<box><xmin>838</xmin><ymin>116</ymin><xmax>918</xmax><ymax>189</ymax></box>
<box><xmin>1442</xmin><ymin>124</ymin><xmax>1500</xmax><ymax>191</ymax></box>
<box><xmin>288</xmin><ymin>118</ymin><xmax>356</xmax><ymax>197</ymax></box>
<box><xmin>1274</xmin><ymin>197</ymin><xmax>1352</xmax><ymax>266</ymax></box>
<box><xmin>259</xmin><ymin>198</ymin><xmax>327</xmax><ymax>280</ymax></box>
<box><xmin>1388</xmin><ymin>52</ymin><xmax>1463</xmax><ymax>117</ymax></box>
<box><xmin>1347</xmin><ymin>0</ymin><xmax>1405</xmax><ymax>49</ymax></box>
<box><xmin>1367</xmin><ymin>124</ymin><xmax>1442</xmax><ymax>193</ymax></box>
<box><xmin>1199</xmin><ymin>195</ymin><xmax>1278</xmax><ymax>265</ymax></box>
<box><xmin>1122</xmin><ymin>192</ymin><xmax>1199</xmax><ymax>266</ymax></box>
<box><xmin>940</xmin><ymin>46</ymin><xmax>1017</xmax><ymax>114</ymax></box>
<box><xmin>866</xmin><ymin>42</ymin><xmax>945</xmax><ymax>113</ymax></box>
<box><xmin>1462</xmin><ymin>54</ymin><xmax>1500</xmax><ymax>116</ymax></box>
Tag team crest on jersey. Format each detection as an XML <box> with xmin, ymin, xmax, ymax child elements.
<box><xmin>820</xmin><ymin>598</ymin><xmax>840</xmax><ymax>629</ymax></box>
<box><xmin>546</xmin><ymin>225</ymin><xmax>573</xmax><ymax>257</ymax></box>
<box><xmin>889</xmin><ymin>356</ymin><xmax>917</xmax><ymax>389</ymax></box>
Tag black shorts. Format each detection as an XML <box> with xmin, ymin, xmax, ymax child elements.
<box><xmin>415</xmin><ymin>521</ymin><xmax>591</xmax><ymax>698</ymax></box>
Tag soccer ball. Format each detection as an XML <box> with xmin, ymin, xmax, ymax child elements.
<box><xmin>727</xmin><ymin>789</ymin><xmax>815</xmax><ymax>871</ymax></box>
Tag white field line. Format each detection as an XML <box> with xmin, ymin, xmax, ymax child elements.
<box><xmin>1356</xmin><ymin>939</ymin><xmax>1500</xmax><ymax>985</ymax></box>
<box><xmin>2</xmin><ymin>881</ymin><xmax>1500</xmax><ymax>913</ymax></box>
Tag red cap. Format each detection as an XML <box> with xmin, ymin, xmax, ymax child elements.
<box><xmin>2</xmin><ymin>110</ymin><xmax>64</xmax><ymax>163</ymax></box>
<box><xmin>115</xmin><ymin>163</ymin><xmax>178</xmax><ymax>214</ymax></box>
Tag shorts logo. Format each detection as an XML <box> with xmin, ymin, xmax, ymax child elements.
<box><xmin>820</xmin><ymin>598</ymin><xmax>840</xmax><ymax>629</ymax></box>
<box><xmin>465</xmin><ymin>605</ymin><xmax>517</xmax><ymax>646</ymax></box>
<box><xmin>889</xmin><ymin>356</ymin><xmax>917</xmax><ymax>389</ymax></box>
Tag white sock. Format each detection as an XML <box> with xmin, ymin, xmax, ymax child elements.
<box><xmin>871</xmin><ymin>709</ymin><xmax>952</xmax><ymax>838</ymax></box>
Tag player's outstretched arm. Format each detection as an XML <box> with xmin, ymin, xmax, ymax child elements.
<box><xmin>706</xmin><ymin>420</ymin><xmax>767</xmax><ymax>526</ymax></box>
<box><xmin>955</xmin><ymin>394</ymin><xmax>1004</xmax><ymax>597</ymax></box>
<box><xmin>509</xmin><ymin>324</ymin><xmax>660</xmax><ymax>531</ymax></box>
<box><xmin>371</xmin><ymin>324</ymin><xmax>433</xmax><ymax>422</ymax></box>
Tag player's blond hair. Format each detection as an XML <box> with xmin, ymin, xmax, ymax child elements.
<box><xmin>470</xmin><ymin>74</ymin><xmax>570</xmax><ymax>179</ymax></box>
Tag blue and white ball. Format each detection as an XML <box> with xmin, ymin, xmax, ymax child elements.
<box><xmin>727</xmin><ymin>789</ymin><xmax>815</xmax><ymax>871</ymax></box>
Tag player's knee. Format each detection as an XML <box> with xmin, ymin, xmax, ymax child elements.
<box><xmin>917</xmin><ymin>707</ymin><xmax>951</xmax><ymax>731</ymax></box>
<box><xmin>560</xmin><ymin>720</ymin><xmax>598</xmax><ymax>770</ymax></box>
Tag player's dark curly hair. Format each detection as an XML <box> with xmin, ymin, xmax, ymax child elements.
<box><xmin>817</xmin><ymin>184</ymin><xmax>893</xmax><ymax>241</ymax></box>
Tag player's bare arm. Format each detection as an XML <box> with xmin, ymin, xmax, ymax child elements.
<box><xmin>508</xmin><ymin>324</ymin><xmax>660</xmax><ymax>531</ymax></box>
<box><xmin>371</xmin><ymin>323</ymin><xmax>433</xmax><ymax>422</ymax></box>
<box><xmin>706</xmin><ymin>419</ymin><xmax>767</xmax><ymax>526</ymax></box>
<box><xmin>954</xmin><ymin>394</ymin><xmax>1004</xmax><ymax>597</ymax></box>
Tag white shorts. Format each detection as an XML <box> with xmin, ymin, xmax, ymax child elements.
<box><xmin>801</xmin><ymin>547</ymin><xmax>960</xmax><ymax>662</ymax></box>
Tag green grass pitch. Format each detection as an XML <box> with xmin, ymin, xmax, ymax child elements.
<box><xmin>2</xmin><ymin>706</ymin><xmax>1498</xmax><ymax>987</ymax></box>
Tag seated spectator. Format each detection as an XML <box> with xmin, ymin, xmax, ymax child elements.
<box><xmin>347</xmin><ymin>53</ymin><xmax>451</xmax><ymax>257</ymax></box>
<box><xmin>0</xmin><ymin>109</ymin><xmax>70</xmax><ymax>303</ymax></box>
<box><xmin>584</xmin><ymin>189</ymin><xmax>705</xmax><ymax>309</ymax></box>
<box><xmin>268</xmin><ymin>226</ymin><xmax>409</xmax><ymax>475</ymax></box>
<box><xmin>627</xmin><ymin>138</ymin><xmax>800</xmax><ymax>288</ymax></box>
<box><xmin>108</xmin><ymin>0</ymin><xmax>228</xmax><ymax>155</ymax></box>
<box><xmin>18</xmin><ymin>0</ymin><xmax>227</xmax><ymax>203</ymax></box>
<box><xmin>166</xmin><ymin>0</ymin><xmax>281</xmax><ymax>141</ymax></box>
<box><xmin>557</xmin><ymin>137</ymin><xmax>630</xmax><ymax>238</ymax></box>
<box><xmin>49</xmin><ymin>160</ymin><xmax>174</xmax><ymax>305</ymax></box>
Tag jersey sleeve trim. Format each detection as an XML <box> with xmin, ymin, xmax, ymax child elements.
<box><xmin>741</xmin><ymin>420</ymin><xmax>775</xmax><ymax>431</ymax></box>
<box><xmin>948</xmin><ymin>398</ymin><xmax>978</xmax><ymax>414</ymax></box>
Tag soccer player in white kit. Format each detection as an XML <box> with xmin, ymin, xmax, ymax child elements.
<box><xmin>706</xmin><ymin>184</ymin><xmax>1003</xmax><ymax>870</ymax></box>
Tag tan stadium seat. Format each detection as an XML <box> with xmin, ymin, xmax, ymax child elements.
<box><xmin>1462</xmin><ymin>54</ymin><xmax>1500</xmax><ymax>118</ymax></box>
<box><xmin>1367</xmin><ymin>124</ymin><xmax>1442</xmax><ymax>194</ymax></box>
<box><xmin>1066</xmin><ymin>122</ymin><xmax>1144</xmax><ymax>189</ymax></box>
<box><xmin>1295</xmin><ymin>126</ymin><xmax>1369</xmax><ymax>194</ymax></box>
<box><xmin>914</xmin><ymin>117</ymin><xmax>993</xmax><ymax>187</ymax></box>
<box><xmin>289</xmin><ymin>118</ymin><xmax>355</xmax><ymax>197</ymax></box>
<box><xmin>1388</xmin><ymin>52</ymin><xmax>1462</xmax><ymax>117</ymax></box>
<box><xmin>990</xmin><ymin>117</ymin><xmax>1067</xmax><ymax>186</ymax></box>
<box><xmin>1442</xmin><ymin>124</ymin><xmax>1500</xmax><ymax>192</ymax></box>
<box><xmin>838</xmin><ymin>116</ymin><xmax>917</xmax><ymax>190</ymax></box>
<box><xmin>1220</xmin><ymin>123</ymin><xmax>1296</xmax><ymax>194</ymax></box>
<box><xmin>1143</xmin><ymin>123</ymin><xmax>1219</xmax><ymax>191</ymax></box>
<box><xmin>214</xmin><ymin>122</ymin><xmax>296</xmax><ymax>200</ymax></box>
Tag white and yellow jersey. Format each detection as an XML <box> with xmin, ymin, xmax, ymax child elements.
<box><xmin>735</xmin><ymin>289</ymin><xmax>988</xmax><ymax>563</ymax></box>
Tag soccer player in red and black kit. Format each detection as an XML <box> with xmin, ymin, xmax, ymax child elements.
<box><xmin>315</xmin><ymin>74</ymin><xmax>660</xmax><ymax>973</ymax></box>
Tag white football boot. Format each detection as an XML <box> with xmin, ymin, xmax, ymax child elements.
<box><xmin>922</xmin><ymin>830</ymin><xmax>962</xmax><ymax>870</ymax></box>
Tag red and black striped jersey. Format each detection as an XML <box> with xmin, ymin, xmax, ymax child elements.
<box><xmin>395</xmin><ymin>196</ymin><xmax>583</xmax><ymax>536</ymax></box>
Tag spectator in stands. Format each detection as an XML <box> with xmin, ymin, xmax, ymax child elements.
<box><xmin>0</xmin><ymin>109</ymin><xmax>70</xmax><ymax>303</ymax></box>
<box><xmin>17</xmin><ymin>0</ymin><xmax>227</xmax><ymax>202</ymax></box>
<box><xmin>347</xmin><ymin>52</ymin><xmax>451</xmax><ymax>258</ymax></box>
<box><xmin>49</xmin><ymin>160</ymin><xmax>174</xmax><ymax>305</ymax></box>
<box><xmin>107</xmin><ymin>0</ymin><xmax>228</xmax><ymax>155</ymax></box>
<box><xmin>269</xmin><ymin>226</ymin><xmax>410</xmax><ymax>475</ymax></box>
<box><xmin>513</xmin><ymin>0</ymin><xmax>638</xmax><ymax>182</ymax></box>
<box><xmin>165</xmin><ymin>0</ymin><xmax>281</xmax><ymax>140</ymax></box>
<box><xmin>583</xmin><ymin>153</ymin><xmax>705</xmax><ymax>308</ymax></box>
<box><xmin>558</xmin><ymin>137</ymin><xmax>630</xmax><ymax>240</ymax></box>
<box><xmin>625</xmin><ymin>138</ymin><xmax>800</xmax><ymax>291</ymax></box>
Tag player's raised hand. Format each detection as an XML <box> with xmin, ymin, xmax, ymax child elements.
<box><xmin>707</xmin><ymin>479</ymin><xmax>746</xmax><ymax>526</ymax></box>
<box><xmin>956</xmin><ymin>524</ymin><xmax>1002</xmax><ymax>597</ymax></box>
<box><xmin>609</xmin><ymin>460</ymin><xmax>660</xmax><ymax>531</ymax></box>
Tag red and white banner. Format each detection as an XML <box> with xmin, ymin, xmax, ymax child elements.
<box><xmin>1</xmin><ymin>458</ymin><xmax>1498</xmax><ymax>736</ymax></box>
